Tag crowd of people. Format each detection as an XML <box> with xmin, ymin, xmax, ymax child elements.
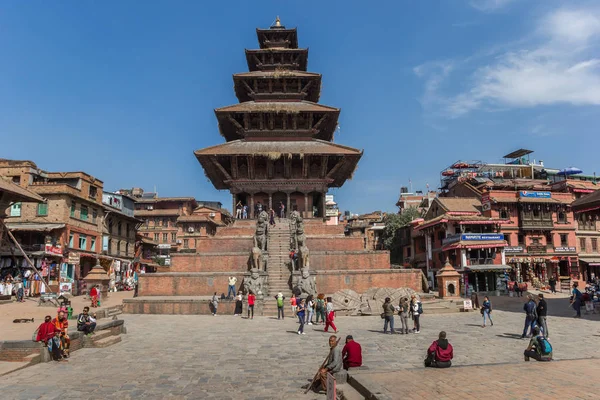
<box><xmin>234</xmin><ymin>200</ymin><xmax>287</xmax><ymax>221</ymax></box>
<box><xmin>34</xmin><ymin>306</ymin><xmax>97</xmax><ymax>362</ymax></box>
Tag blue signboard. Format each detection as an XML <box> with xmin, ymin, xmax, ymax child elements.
<box><xmin>519</xmin><ymin>191</ymin><xmax>551</xmax><ymax>198</ymax></box>
<box><xmin>461</xmin><ymin>233</ymin><xmax>504</xmax><ymax>241</ymax></box>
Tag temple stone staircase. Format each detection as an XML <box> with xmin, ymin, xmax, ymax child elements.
<box><xmin>263</xmin><ymin>220</ymin><xmax>293</xmax><ymax>316</ymax></box>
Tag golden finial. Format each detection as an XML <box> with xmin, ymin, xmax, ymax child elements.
<box><xmin>271</xmin><ymin>16</ymin><xmax>282</xmax><ymax>28</ymax></box>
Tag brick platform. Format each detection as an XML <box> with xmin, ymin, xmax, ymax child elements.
<box><xmin>137</xmin><ymin>272</ymin><xmax>245</xmax><ymax>297</ymax></box>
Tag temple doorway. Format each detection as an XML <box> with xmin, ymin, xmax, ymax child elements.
<box><xmin>310</xmin><ymin>192</ymin><xmax>322</xmax><ymax>218</ymax></box>
<box><xmin>272</xmin><ymin>192</ymin><xmax>287</xmax><ymax>217</ymax></box>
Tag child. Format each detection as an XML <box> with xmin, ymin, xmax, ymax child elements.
<box><xmin>290</xmin><ymin>294</ymin><xmax>298</xmax><ymax>315</ymax></box>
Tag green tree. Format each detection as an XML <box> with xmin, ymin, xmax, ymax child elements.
<box><xmin>382</xmin><ymin>207</ymin><xmax>422</xmax><ymax>263</ymax></box>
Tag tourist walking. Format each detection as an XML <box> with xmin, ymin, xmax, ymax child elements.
<box><xmin>211</xmin><ymin>292</ymin><xmax>219</xmax><ymax>316</ymax></box>
<box><xmin>548</xmin><ymin>277</ymin><xmax>557</xmax><ymax>293</ymax></box>
<box><xmin>410</xmin><ymin>294</ymin><xmax>422</xmax><ymax>333</ymax></box>
<box><xmin>297</xmin><ymin>299</ymin><xmax>306</xmax><ymax>335</ymax></box>
<box><xmin>306</xmin><ymin>295</ymin><xmax>315</xmax><ymax>325</ymax></box>
<box><xmin>275</xmin><ymin>292</ymin><xmax>285</xmax><ymax>319</ymax></box>
<box><xmin>242</xmin><ymin>204</ymin><xmax>248</xmax><ymax>219</ymax></box>
<box><xmin>269</xmin><ymin>209</ymin><xmax>276</xmax><ymax>226</ymax></box>
<box><xmin>324</xmin><ymin>297</ymin><xmax>338</xmax><ymax>333</ymax></box>
<box><xmin>481</xmin><ymin>296</ymin><xmax>493</xmax><ymax>327</ymax></box>
<box><xmin>290</xmin><ymin>294</ymin><xmax>298</xmax><ymax>315</ymax></box>
<box><xmin>398</xmin><ymin>297</ymin><xmax>410</xmax><ymax>334</ymax></box>
<box><xmin>536</xmin><ymin>293</ymin><xmax>549</xmax><ymax>337</ymax></box>
<box><xmin>247</xmin><ymin>291</ymin><xmax>255</xmax><ymax>319</ymax></box>
<box><xmin>315</xmin><ymin>294</ymin><xmax>326</xmax><ymax>325</ymax></box>
<box><xmin>382</xmin><ymin>297</ymin><xmax>395</xmax><ymax>334</ymax></box>
<box><xmin>227</xmin><ymin>276</ymin><xmax>237</xmax><ymax>299</ymax></box>
<box><xmin>234</xmin><ymin>293</ymin><xmax>243</xmax><ymax>316</ymax></box>
<box><xmin>571</xmin><ymin>282</ymin><xmax>583</xmax><ymax>318</ymax></box>
<box><xmin>521</xmin><ymin>295</ymin><xmax>537</xmax><ymax>338</ymax></box>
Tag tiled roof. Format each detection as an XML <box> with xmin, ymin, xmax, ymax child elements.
<box><xmin>436</xmin><ymin>198</ymin><xmax>481</xmax><ymax>213</ymax></box>
<box><xmin>415</xmin><ymin>214</ymin><xmax>506</xmax><ymax>230</ymax></box>
<box><xmin>194</xmin><ymin>139</ymin><xmax>362</xmax><ymax>156</ymax></box>
<box><xmin>0</xmin><ymin>178</ymin><xmax>44</xmax><ymax>203</ymax></box>
<box><xmin>572</xmin><ymin>189</ymin><xmax>600</xmax><ymax>210</ymax></box>
<box><xmin>177</xmin><ymin>215</ymin><xmax>224</xmax><ymax>226</ymax></box>
<box><xmin>215</xmin><ymin>101</ymin><xmax>339</xmax><ymax>114</ymax></box>
<box><xmin>233</xmin><ymin>71</ymin><xmax>320</xmax><ymax>79</ymax></box>
<box><xmin>135</xmin><ymin>197</ymin><xmax>196</xmax><ymax>203</ymax></box>
<box><xmin>134</xmin><ymin>209</ymin><xmax>182</xmax><ymax>217</ymax></box>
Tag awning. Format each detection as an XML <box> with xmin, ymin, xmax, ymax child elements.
<box><xmin>580</xmin><ymin>258</ymin><xmax>600</xmax><ymax>266</ymax></box>
<box><xmin>443</xmin><ymin>240</ymin><xmax>507</xmax><ymax>251</ymax></box>
<box><xmin>5</xmin><ymin>223</ymin><xmax>65</xmax><ymax>232</ymax></box>
<box><xmin>461</xmin><ymin>264</ymin><xmax>512</xmax><ymax>272</ymax></box>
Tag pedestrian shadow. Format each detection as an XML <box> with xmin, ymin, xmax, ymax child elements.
<box><xmin>286</xmin><ymin>330</ymin><xmax>301</xmax><ymax>334</ymax></box>
<box><xmin>366</xmin><ymin>329</ymin><xmax>391</xmax><ymax>334</ymax></box>
<box><xmin>496</xmin><ymin>333</ymin><xmax>523</xmax><ymax>340</ymax></box>
<box><xmin>464</xmin><ymin>324</ymin><xmax>483</xmax><ymax>327</ymax></box>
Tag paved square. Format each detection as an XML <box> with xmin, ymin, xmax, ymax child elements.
<box><xmin>1</xmin><ymin>297</ymin><xmax>600</xmax><ymax>399</ymax></box>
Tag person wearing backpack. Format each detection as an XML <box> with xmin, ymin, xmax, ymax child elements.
<box><xmin>571</xmin><ymin>282</ymin><xmax>583</xmax><ymax>318</ymax></box>
<box><xmin>521</xmin><ymin>295</ymin><xmax>537</xmax><ymax>339</ymax></box>
<box><xmin>481</xmin><ymin>296</ymin><xmax>493</xmax><ymax>328</ymax></box>
<box><xmin>524</xmin><ymin>326</ymin><xmax>552</xmax><ymax>362</ymax></box>
<box><xmin>410</xmin><ymin>294</ymin><xmax>422</xmax><ymax>334</ymax></box>
<box><xmin>315</xmin><ymin>294</ymin><xmax>326</xmax><ymax>325</ymax></box>
<box><xmin>274</xmin><ymin>292</ymin><xmax>286</xmax><ymax>320</ymax></box>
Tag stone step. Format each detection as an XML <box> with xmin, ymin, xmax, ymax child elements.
<box><xmin>337</xmin><ymin>383</ymin><xmax>365</xmax><ymax>400</ymax></box>
<box><xmin>88</xmin><ymin>335</ymin><xmax>122</xmax><ymax>348</ymax></box>
<box><xmin>23</xmin><ymin>353</ymin><xmax>41</xmax><ymax>365</ymax></box>
<box><xmin>86</xmin><ymin>329</ymin><xmax>114</xmax><ymax>342</ymax></box>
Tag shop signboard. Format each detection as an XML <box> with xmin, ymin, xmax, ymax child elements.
<box><xmin>519</xmin><ymin>191</ymin><xmax>551</xmax><ymax>199</ymax></box>
<box><xmin>157</xmin><ymin>244</ymin><xmax>172</xmax><ymax>249</ymax></box>
<box><xmin>59</xmin><ymin>282</ymin><xmax>72</xmax><ymax>293</ymax></box>
<box><xmin>442</xmin><ymin>234</ymin><xmax>461</xmax><ymax>246</ymax></box>
<box><xmin>463</xmin><ymin>300</ymin><xmax>473</xmax><ymax>310</ymax></box>
<box><xmin>504</xmin><ymin>246</ymin><xmax>524</xmax><ymax>253</ymax></box>
<box><xmin>481</xmin><ymin>193</ymin><xmax>491</xmax><ymax>212</ymax></box>
<box><xmin>44</xmin><ymin>244</ymin><xmax>63</xmax><ymax>256</ymax></box>
<box><xmin>555</xmin><ymin>247</ymin><xmax>576</xmax><ymax>253</ymax></box>
<box><xmin>325</xmin><ymin>208</ymin><xmax>338</xmax><ymax>217</ymax></box>
<box><xmin>461</xmin><ymin>233</ymin><xmax>504</xmax><ymax>241</ymax></box>
<box><xmin>68</xmin><ymin>252</ymin><xmax>80</xmax><ymax>265</ymax></box>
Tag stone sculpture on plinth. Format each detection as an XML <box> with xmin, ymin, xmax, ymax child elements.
<box><xmin>295</xmin><ymin>267</ymin><xmax>317</xmax><ymax>297</ymax></box>
<box><xmin>243</xmin><ymin>268</ymin><xmax>267</xmax><ymax>296</ymax></box>
<box><xmin>255</xmin><ymin>211</ymin><xmax>268</xmax><ymax>251</ymax></box>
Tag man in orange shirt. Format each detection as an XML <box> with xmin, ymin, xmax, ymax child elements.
<box><xmin>52</xmin><ymin>309</ymin><xmax>70</xmax><ymax>358</ymax></box>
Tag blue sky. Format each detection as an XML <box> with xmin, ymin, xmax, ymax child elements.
<box><xmin>1</xmin><ymin>0</ymin><xmax>599</xmax><ymax>214</ymax></box>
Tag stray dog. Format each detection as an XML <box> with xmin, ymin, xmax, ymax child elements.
<box><xmin>13</xmin><ymin>318</ymin><xmax>35</xmax><ymax>323</ymax></box>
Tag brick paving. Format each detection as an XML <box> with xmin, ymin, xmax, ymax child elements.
<box><xmin>0</xmin><ymin>296</ymin><xmax>599</xmax><ymax>399</ymax></box>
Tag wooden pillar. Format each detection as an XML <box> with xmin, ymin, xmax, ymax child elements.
<box><xmin>232</xmin><ymin>195</ymin><xmax>236</xmax><ymax>218</ymax></box>
<box><xmin>250</xmin><ymin>194</ymin><xmax>254</xmax><ymax>219</ymax></box>
<box><xmin>304</xmin><ymin>193</ymin><xmax>309</xmax><ymax>217</ymax></box>
<box><xmin>286</xmin><ymin>193</ymin><xmax>291</xmax><ymax>218</ymax></box>
<box><xmin>268</xmin><ymin>193</ymin><xmax>273</xmax><ymax>211</ymax></box>
<box><xmin>321</xmin><ymin>191</ymin><xmax>326</xmax><ymax>219</ymax></box>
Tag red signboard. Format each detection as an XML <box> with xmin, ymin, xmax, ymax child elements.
<box><xmin>44</xmin><ymin>244</ymin><xmax>63</xmax><ymax>256</ymax></box>
<box><xmin>481</xmin><ymin>193</ymin><xmax>491</xmax><ymax>211</ymax></box>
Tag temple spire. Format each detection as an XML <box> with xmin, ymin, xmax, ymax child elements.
<box><xmin>271</xmin><ymin>16</ymin><xmax>284</xmax><ymax>29</ymax></box>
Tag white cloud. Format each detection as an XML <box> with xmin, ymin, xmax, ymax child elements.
<box><xmin>470</xmin><ymin>0</ymin><xmax>516</xmax><ymax>12</ymax></box>
<box><xmin>415</xmin><ymin>6</ymin><xmax>600</xmax><ymax>118</ymax></box>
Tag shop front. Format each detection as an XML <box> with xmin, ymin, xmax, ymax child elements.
<box><xmin>580</xmin><ymin>258</ymin><xmax>600</xmax><ymax>282</ymax></box>
<box><xmin>461</xmin><ymin>264</ymin><xmax>511</xmax><ymax>296</ymax></box>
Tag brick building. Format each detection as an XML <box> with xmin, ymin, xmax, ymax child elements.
<box><xmin>0</xmin><ymin>159</ymin><xmax>105</xmax><ymax>294</ymax></box>
<box><xmin>125</xmin><ymin>188</ymin><xmax>231</xmax><ymax>264</ymax></box>
<box><xmin>572</xmin><ymin>190</ymin><xmax>600</xmax><ymax>281</ymax></box>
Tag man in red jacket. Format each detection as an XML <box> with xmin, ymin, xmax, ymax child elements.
<box><xmin>342</xmin><ymin>335</ymin><xmax>362</xmax><ymax>370</ymax></box>
<box><xmin>425</xmin><ymin>331</ymin><xmax>453</xmax><ymax>368</ymax></box>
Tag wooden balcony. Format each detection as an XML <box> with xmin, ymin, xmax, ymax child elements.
<box><xmin>520</xmin><ymin>219</ymin><xmax>554</xmax><ymax>230</ymax></box>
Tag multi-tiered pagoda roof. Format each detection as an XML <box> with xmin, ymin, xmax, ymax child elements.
<box><xmin>195</xmin><ymin>18</ymin><xmax>362</xmax><ymax>217</ymax></box>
